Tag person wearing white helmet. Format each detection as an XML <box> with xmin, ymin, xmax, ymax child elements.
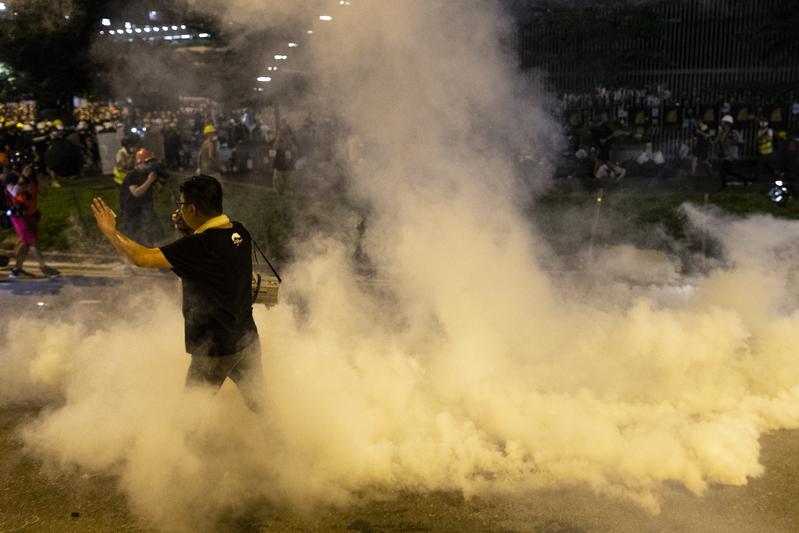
<box><xmin>716</xmin><ymin>115</ymin><xmax>747</xmax><ymax>188</ymax></box>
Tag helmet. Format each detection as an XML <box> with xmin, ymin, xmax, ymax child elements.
<box><xmin>203</xmin><ymin>124</ymin><xmax>216</xmax><ymax>135</ymax></box>
<box><xmin>722</xmin><ymin>115</ymin><xmax>734</xmax><ymax>125</ymax></box>
<box><xmin>135</xmin><ymin>148</ymin><xmax>155</xmax><ymax>164</ymax></box>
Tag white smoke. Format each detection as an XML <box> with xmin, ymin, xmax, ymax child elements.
<box><xmin>4</xmin><ymin>1</ymin><xmax>799</xmax><ymax>531</ymax></box>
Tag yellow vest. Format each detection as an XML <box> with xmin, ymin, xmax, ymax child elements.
<box><xmin>112</xmin><ymin>165</ymin><xmax>126</xmax><ymax>185</ymax></box>
<box><xmin>759</xmin><ymin>130</ymin><xmax>774</xmax><ymax>156</ymax></box>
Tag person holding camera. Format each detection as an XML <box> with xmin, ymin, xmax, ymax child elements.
<box><xmin>4</xmin><ymin>162</ymin><xmax>59</xmax><ymax>278</ymax></box>
<box><xmin>120</xmin><ymin>148</ymin><xmax>165</xmax><ymax>246</ymax></box>
<box><xmin>90</xmin><ymin>175</ymin><xmax>265</xmax><ymax>412</ymax></box>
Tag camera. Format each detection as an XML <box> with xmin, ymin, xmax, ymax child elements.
<box><xmin>6</xmin><ymin>203</ymin><xmax>27</xmax><ymax>217</ymax></box>
<box><xmin>141</xmin><ymin>161</ymin><xmax>169</xmax><ymax>185</ymax></box>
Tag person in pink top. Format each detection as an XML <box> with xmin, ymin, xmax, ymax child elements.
<box><xmin>4</xmin><ymin>162</ymin><xmax>59</xmax><ymax>278</ymax></box>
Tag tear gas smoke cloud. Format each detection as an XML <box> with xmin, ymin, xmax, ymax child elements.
<box><xmin>4</xmin><ymin>1</ymin><xmax>799</xmax><ymax>531</ymax></box>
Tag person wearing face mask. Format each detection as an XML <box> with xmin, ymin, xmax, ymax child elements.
<box><xmin>119</xmin><ymin>148</ymin><xmax>165</xmax><ymax>246</ymax></box>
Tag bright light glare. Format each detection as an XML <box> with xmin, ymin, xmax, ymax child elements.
<box><xmin>288</xmin><ymin>42</ymin><xmax>298</xmax><ymax>48</ymax></box>
<box><xmin>256</xmin><ymin>76</ymin><xmax>272</xmax><ymax>82</ymax></box>
<box><xmin>134</xmin><ymin>28</ymin><xmax>142</xmax><ymax>33</ymax></box>
<box><xmin>144</xmin><ymin>27</ymin><xmax>151</xmax><ymax>32</ymax></box>
<box><xmin>274</xmin><ymin>54</ymin><xmax>288</xmax><ymax>60</ymax></box>
<box><xmin>319</xmin><ymin>15</ymin><xmax>332</xmax><ymax>21</ymax></box>
<box><xmin>306</xmin><ymin>30</ymin><xmax>313</xmax><ymax>34</ymax></box>
<box><xmin>171</xmin><ymin>25</ymin><xmax>178</xmax><ymax>30</ymax></box>
<box><xmin>101</xmin><ymin>18</ymin><xmax>111</xmax><ymax>26</ymax></box>
<box><xmin>0</xmin><ymin>4</ymin><xmax>7</xmax><ymax>12</ymax></box>
<box><xmin>153</xmin><ymin>27</ymin><xmax>160</xmax><ymax>32</ymax></box>
<box><xmin>198</xmin><ymin>33</ymin><xmax>210</xmax><ymax>38</ymax></box>
<box><xmin>124</xmin><ymin>21</ymin><xmax>131</xmax><ymax>28</ymax></box>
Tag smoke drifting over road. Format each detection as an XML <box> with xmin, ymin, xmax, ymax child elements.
<box><xmin>3</xmin><ymin>1</ymin><xmax>799</xmax><ymax>531</ymax></box>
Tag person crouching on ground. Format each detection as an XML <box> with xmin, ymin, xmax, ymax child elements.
<box><xmin>91</xmin><ymin>175</ymin><xmax>265</xmax><ymax>412</ymax></box>
<box><xmin>4</xmin><ymin>163</ymin><xmax>59</xmax><ymax>278</ymax></box>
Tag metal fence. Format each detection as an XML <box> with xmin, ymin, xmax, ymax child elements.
<box><xmin>519</xmin><ymin>0</ymin><xmax>799</xmax><ymax>160</ymax></box>
<box><xmin>520</xmin><ymin>0</ymin><xmax>799</xmax><ymax>96</ymax></box>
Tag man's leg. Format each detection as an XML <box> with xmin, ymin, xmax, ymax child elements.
<box><xmin>185</xmin><ymin>353</ymin><xmax>231</xmax><ymax>391</ymax></box>
<box><xmin>227</xmin><ymin>342</ymin><xmax>266</xmax><ymax>413</ymax></box>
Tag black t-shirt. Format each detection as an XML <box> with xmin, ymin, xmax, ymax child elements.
<box><xmin>160</xmin><ymin>221</ymin><xmax>258</xmax><ymax>357</ymax></box>
<box><xmin>121</xmin><ymin>168</ymin><xmax>152</xmax><ymax>214</ymax></box>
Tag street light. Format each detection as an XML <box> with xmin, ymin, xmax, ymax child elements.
<box><xmin>319</xmin><ymin>15</ymin><xmax>332</xmax><ymax>21</ymax></box>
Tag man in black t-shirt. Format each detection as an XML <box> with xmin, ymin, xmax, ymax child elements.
<box><xmin>120</xmin><ymin>148</ymin><xmax>164</xmax><ymax>246</ymax></box>
<box><xmin>91</xmin><ymin>175</ymin><xmax>265</xmax><ymax>412</ymax></box>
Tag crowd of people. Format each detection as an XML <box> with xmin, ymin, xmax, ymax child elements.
<box><xmin>561</xmin><ymin>85</ymin><xmax>799</xmax><ymax>186</ymax></box>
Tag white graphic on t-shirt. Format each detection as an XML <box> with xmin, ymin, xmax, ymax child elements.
<box><xmin>231</xmin><ymin>233</ymin><xmax>243</xmax><ymax>246</ymax></box>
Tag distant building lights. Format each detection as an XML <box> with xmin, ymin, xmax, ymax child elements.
<box><xmin>180</xmin><ymin>34</ymin><xmax>191</xmax><ymax>39</ymax></box>
<box><xmin>319</xmin><ymin>15</ymin><xmax>332</xmax><ymax>21</ymax></box>
<box><xmin>101</xmin><ymin>18</ymin><xmax>111</xmax><ymax>26</ymax></box>
<box><xmin>144</xmin><ymin>27</ymin><xmax>151</xmax><ymax>32</ymax></box>
<box><xmin>306</xmin><ymin>30</ymin><xmax>313</xmax><ymax>34</ymax></box>
<box><xmin>288</xmin><ymin>42</ymin><xmax>298</xmax><ymax>47</ymax></box>
<box><xmin>256</xmin><ymin>76</ymin><xmax>271</xmax><ymax>82</ymax></box>
<box><xmin>124</xmin><ymin>21</ymin><xmax>131</xmax><ymax>28</ymax></box>
<box><xmin>125</xmin><ymin>29</ymin><xmax>133</xmax><ymax>34</ymax></box>
<box><xmin>198</xmin><ymin>33</ymin><xmax>210</xmax><ymax>38</ymax></box>
<box><xmin>153</xmin><ymin>27</ymin><xmax>160</xmax><ymax>32</ymax></box>
<box><xmin>134</xmin><ymin>28</ymin><xmax>142</xmax><ymax>33</ymax></box>
<box><xmin>148</xmin><ymin>10</ymin><xmax>157</xmax><ymax>20</ymax></box>
<box><xmin>180</xmin><ymin>25</ymin><xmax>186</xmax><ymax>29</ymax></box>
<box><xmin>99</xmin><ymin>30</ymin><xmax>104</xmax><ymax>35</ymax></box>
<box><xmin>161</xmin><ymin>26</ymin><xmax>168</xmax><ymax>31</ymax></box>
<box><xmin>171</xmin><ymin>25</ymin><xmax>178</xmax><ymax>30</ymax></box>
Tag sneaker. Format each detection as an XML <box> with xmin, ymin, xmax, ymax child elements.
<box><xmin>41</xmin><ymin>266</ymin><xmax>60</xmax><ymax>278</ymax></box>
<box><xmin>9</xmin><ymin>268</ymin><xmax>35</xmax><ymax>279</ymax></box>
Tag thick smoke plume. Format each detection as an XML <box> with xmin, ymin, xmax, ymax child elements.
<box><xmin>4</xmin><ymin>1</ymin><xmax>799</xmax><ymax>531</ymax></box>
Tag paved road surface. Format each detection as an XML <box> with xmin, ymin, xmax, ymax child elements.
<box><xmin>1</xmin><ymin>264</ymin><xmax>799</xmax><ymax>532</ymax></box>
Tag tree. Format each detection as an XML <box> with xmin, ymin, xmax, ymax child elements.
<box><xmin>0</xmin><ymin>0</ymin><xmax>113</xmax><ymax>105</ymax></box>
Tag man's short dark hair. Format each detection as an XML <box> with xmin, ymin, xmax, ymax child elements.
<box><xmin>180</xmin><ymin>175</ymin><xmax>223</xmax><ymax>216</ymax></box>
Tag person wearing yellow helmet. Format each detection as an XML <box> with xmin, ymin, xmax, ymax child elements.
<box><xmin>197</xmin><ymin>124</ymin><xmax>221</xmax><ymax>176</ymax></box>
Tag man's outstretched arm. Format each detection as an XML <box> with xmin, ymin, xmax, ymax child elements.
<box><xmin>91</xmin><ymin>197</ymin><xmax>172</xmax><ymax>269</ymax></box>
